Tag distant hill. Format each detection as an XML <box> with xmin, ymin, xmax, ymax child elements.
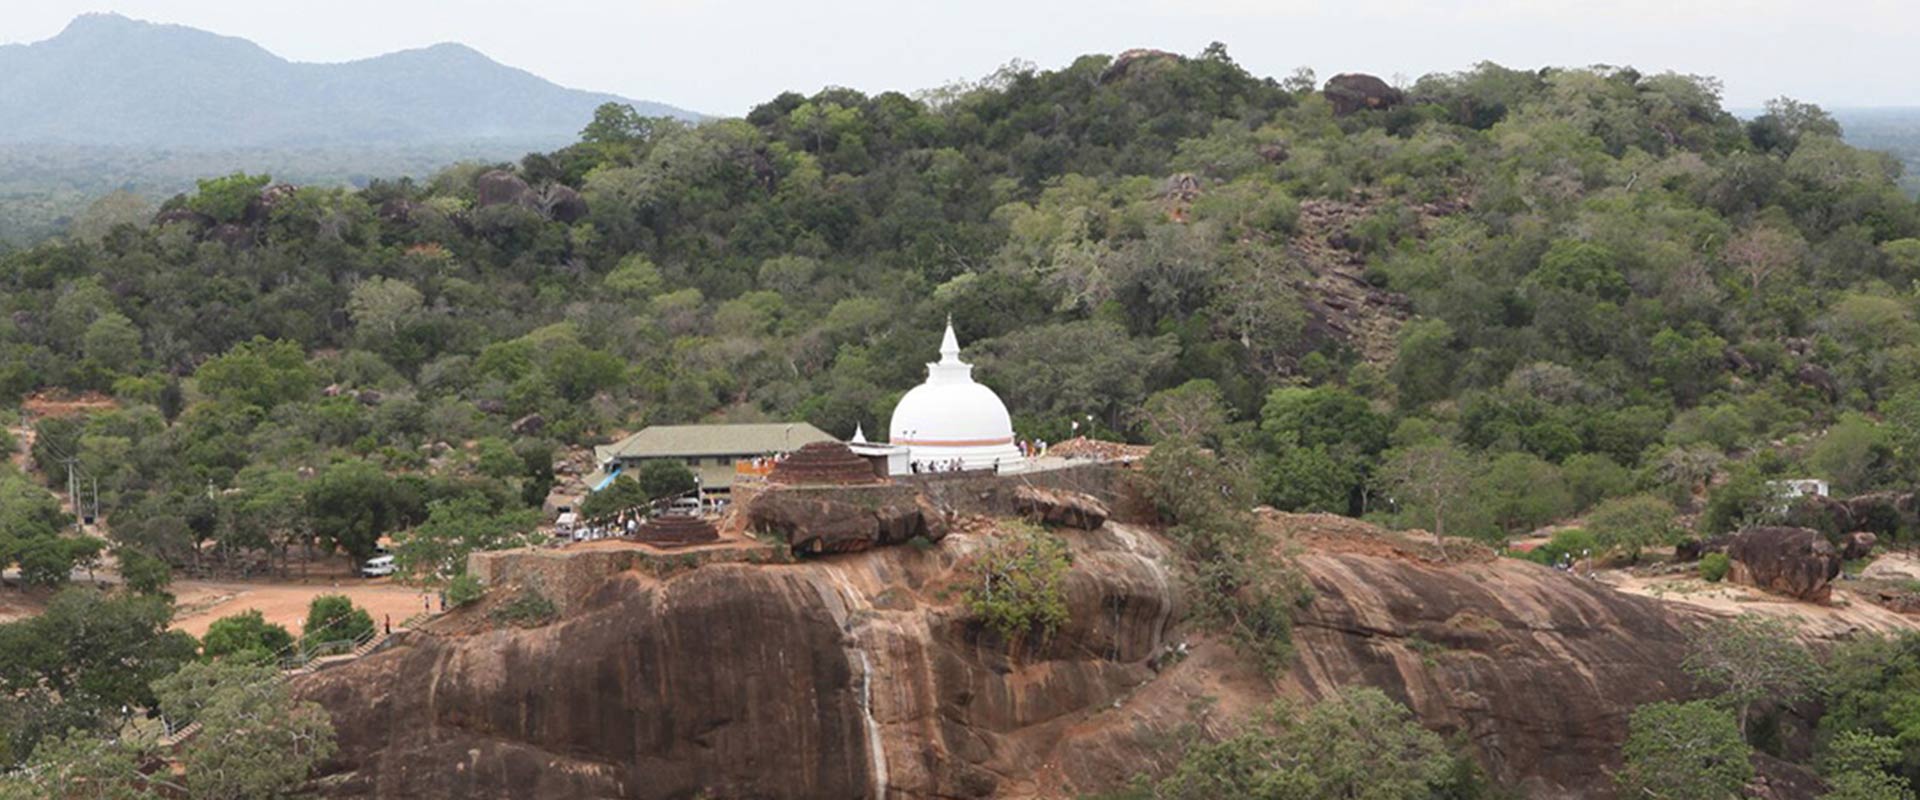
<box><xmin>0</xmin><ymin>13</ymin><xmax>698</xmax><ymax>146</ymax></box>
<box><xmin>0</xmin><ymin>13</ymin><xmax>703</xmax><ymax>243</ymax></box>
<box><xmin>1831</xmin><ymin>108</ymin><xmax>1920</xmax><ymax>196</ymax></box>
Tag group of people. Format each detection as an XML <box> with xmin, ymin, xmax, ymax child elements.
<box><xmin>744</xmin><ymin>453</ymin><xmax>789</xmax><ymax>471</ymax></box>
<box><xmin>1018</xmin><ymin>438</ymin><xmax>1050</xmax><ymax>458</ymax></box>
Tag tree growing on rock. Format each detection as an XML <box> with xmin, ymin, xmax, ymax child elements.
<box><xmin>1684</xmin><ymin>614</ymin><xmax>1823</xmax><ymax>738</ymax></box>
<box><xmin>1143</xmin><ymin>436</ymin><xmax>1311</xmax><ymax>674</ymax></box>
<box><xmin>1378</xmin><ymin>441</ymin><xmax>1475</xmax><ymax>556</ymax></box>
<box><xmin>963</xmin><ymin>523</ymin><xmax>1073</xmax><ymax>644</ymax></box>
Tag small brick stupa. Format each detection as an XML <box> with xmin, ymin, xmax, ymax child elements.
<box><xmin>767</xmin><ymin>441</ymin><xmax>882</xmax><ymax>486</ymax></box>
<box><xmin>633</xmin><ymin>514</ymin><xmax>719</xmax><ymax>548</ymax></box>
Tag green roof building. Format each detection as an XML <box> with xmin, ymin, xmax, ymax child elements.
<box><xmin>589</xmin><ymin>422</ymin><xmax>836</xmax><ymax>492</ymax></box>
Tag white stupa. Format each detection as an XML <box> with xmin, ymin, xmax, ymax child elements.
<box><xmin>889</xmin><ymin>320</ymin><xmax>1024</xmax><ymax>472</ymax></box>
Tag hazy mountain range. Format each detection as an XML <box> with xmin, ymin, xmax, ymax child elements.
<box><xmin>0</xmin><ymin>13</ymin><xmax>698</xmax><ymax>146</ymax></box>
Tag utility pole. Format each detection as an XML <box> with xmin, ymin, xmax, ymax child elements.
<box><xmin>66</xmin><ymin>459</ymin><xmax>80</xmax><ymax>530</ymax></box>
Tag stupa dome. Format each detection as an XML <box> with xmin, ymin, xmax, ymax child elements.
<box><xmin>888</xmin><ymin>321</ymin><xmax>1024</xmax><ymax>471</ymax></box>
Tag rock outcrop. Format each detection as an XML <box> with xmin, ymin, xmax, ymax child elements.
<box><xmin>1842</xmin><ymin>531</ymin><xmax>1878</xmax><ymax>561</ymax></box>
<box><xmin>302</xmin><ymin>510</ymin><xmax>1816</xmax><ymax>799</ymax></box>
<box><xmin>1286</xmin><ymin>550</ymin><xmax>1715</xmax><ymax>797</ymax></box>
<box><xmin>300</xmin><ymin>524</ymin><xmax>1184</xmax><ymax>799</ymax></box>
<box><xmin>1727</xmin><ymin>526</ymin><xmax>1843</xmax><ymax>602</ymax></box>
<box><xmin>1013</xmin><ymin>485</ymin><xmax>1109</xmax><ymax>529</ymax></box>
<box><xmin>1323</xmin><ymin>73</ymin><xmax>1404</xmax><ymax>116</ymax></box>
<box><xmin>747</xmin><ymin>485</ymin><xmax>950</xmax><ymax>554</ymax></box>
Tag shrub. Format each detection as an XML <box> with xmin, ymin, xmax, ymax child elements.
<box><xmin>302</xmin><ymin>595</ymin><xmax>374</xmax><ymax>649</ymax></box>
<box><xmin>1699</xmin><ymin>552</ymin><xmax>1731</xmax><ymax>583</ymax></box>
<box><xmin>963</xmin><ymin>524</ymin><xmax>1073</xmax><ymax>643</ymax></box>
<box><xmin>489</xmin><ymin>587</ymin><xmax>557</xmax><ymax>627</ymax></box>
<box><xmin>447</xmin><ymin>574</ymin><xmax>485</xmax><ymax>607</ymax></box>
<box><xmin>1520</xmin><ymin>528</ymin><xmax>1596</xmax><ymax>566</ymax></box>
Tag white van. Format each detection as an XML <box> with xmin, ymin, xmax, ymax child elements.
<box><xmin>361</xmin><ymin>554</ymin><xmax>396</xmax><ymax>578</ymax></box>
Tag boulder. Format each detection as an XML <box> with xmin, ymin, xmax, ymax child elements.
<box><xmin>746</xmin><ymin>486</ymin><xmax>949</xmax><ymax>554</ymax></box>
<box><xmin>539</xmin><ymin>184</ymin><xmax>589</xmax><ymax>224</ymax></box>
<box><xmin>1841</xmin><ymin>531</ymin><xmax>1878</xmax><ymax>561</ymax></box>
<box><xmin>1726</xmin><ymin>526</ymin><xmax>1842</xmax><ymax>602</ymax></box>
<box><xmin>1674</xmin><ymin>535</ymin><xmax>1731</xmax><ymax>562</ymax></box>
<box><xmin>475</xmin><ymin>169</ymin><xmax>535</xmax><ymax>208</ymax></box>
<box><xmin>1098</xmin><ymin>48</ymin><xmax>1181</xmax><ymax>84</ymax></box>
<box><xmin>1014</xmin><ymin>486</ymin><xmax>1109</xmax><ymax>530</ymax></box>
<box><xmin>1796</xmin><ymin>362</ymin><xmax>1839</xmax><ymax>402</ymax></box>
<box><xmin>510</xmin><ymin>413</ymin><xmax>545</xmax><ymax>436</ymax></box>
<box><xmin>1323</xmin><ymin>73</ymin><xmax>1404</xmax><ymax>116</ymax></box>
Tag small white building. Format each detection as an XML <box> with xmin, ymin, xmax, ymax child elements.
<box><xmin>847</xmin><ymin>424</ymin><xmax>912</xmax><ymax>477</ymax></box>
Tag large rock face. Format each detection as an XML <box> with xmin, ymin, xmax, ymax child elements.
<box><xmin>1286</xmin><ymin>552</ymin><xmax>1711</xmax><ymax>797</ymax></box>
<box><xmin>301</xmin><ymin>513</ymin><xmax>1799</xmax><ymax>799</ymax></box>
<box><xmin>1727</xmin><ymin>526</ymin><xmax>1842</xmax><ymax>602</ymax></box>
<box><xmin>300</xmin><ymin>525</ymin><xmax>1185</xmax><ymax>799</ymax></box>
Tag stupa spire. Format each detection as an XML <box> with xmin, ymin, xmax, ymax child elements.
<box><xmin>851</xmin><ymin>423</ymin><xmax>868</xmax><ymax>444</ymax></box>
<box><xmin>939</xmin><ymin>316</ymin><xmax>962</xmax><ymax>364</ymax></box>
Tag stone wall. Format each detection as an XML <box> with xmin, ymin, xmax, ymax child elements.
<box><xmin>903</xmin><ymin>462</ymin><xmax>1150</xmax><ymax>523</ymax></box>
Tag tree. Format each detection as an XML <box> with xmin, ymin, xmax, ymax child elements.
<box><xmin>636</xmin><ymin>459</ymin><xmax>697</xmax><ymax>501</ymax></box>
<box><xmin>1390</xmin><ymin>319</ymin><xmax>1457</xmax><ymax>408</ymax></box>
<box><xmin>346</xmin><ymin>277</ymin><xmax>424</xmax><ymax>337</ymax></box>
<box><xmin>1142</xmin><ymin>438</ymin><xmax>1308</xmax><ymax>674</ymax></box>
<box><xmin>580</xmin><ymin>474</ymin><xmax>651</xmax><ymax>518</ymax></box>
<box><xmin>305</xmin><ymin>459</ymin><xmax>415</xmax><ymax>562</ymax></box>
<box><xmin>1586</xmin><ymin>494</ymin><xmax>1678</xmax><ymax>563</ymax></box>
<box><xmin>1811</xmin><ymin>415</ymin><xmax>1893</xmax><ymax>494</ymax></box>
<box><xmin>301</xmin><ymin>595</ymin><xmax>374</xmax><ymax>650</ymax></box>
<box><xmin>201</xmin><ymin>610</ymin><xmax>295</xmax><ymax>663</ymax></box>
<box><xmin>185</xmin><ymin>173</ymin><xmax>271</xmax><ymax>223</ymax></box>
<box><xmin>194</xmin><ymin>337</ymin><xmax>318</xmax><ymax>412</ymax></box>
<box><xmin>1684</xmin><ymin>614</ymin><xmax>1823</xmax><ymax>736</ymax></box>
<box><xmin>1616</xmin><ymin>700</ymin><xmax>1752</xmax><ymax>800</ymax></box>
<box><xmin>82</xmin><ymin>312</ymin><xmax>142</xmax><ymax>372</ymax></box>
<box><xmin>1821</xmin><ymin>731</ymin><xmax>1915</xmax><ymax>800</ymax></box>
<box><xmin>963</xmin><ymin>524</ymin><xmax>1072</xmax><ymax>643</ymax></box>
<box><xmin>1140</xmin><ymin>687</ymin><xmax>1451</xmax><ymax>800</ymax></box>
<box><xmin>154</xmin><ymin>660</ymin><xmax>336</xmax><ymax>800</ymax></box>
<box><xmin>1140</xmin><ymin>379</ymin><xmax>1230</xmax><ymax>445</ymax></box>
<box><xmin>393</xmin><ymin>495</ymin><xmax>540</xmax><ymax>584</ymax></box>
<box><xmin>1379</xmin><ymin>442</ymin><xmax>1475</xmax><ymax>553</ymax></box>
<box><xmin>115</xmin><ymin>546</ymin><xmax>172</xmax><ymax>594</ymax></box>
<box><xmin>0</xmin><ymin>589</ymin><xmax>197</xmax><ymax>762</ymax></box>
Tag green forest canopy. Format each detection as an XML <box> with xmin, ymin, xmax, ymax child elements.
<box><xmin>1</xmin><ymin>48</ymin><xmax>1919</xmax><ymax>571</ymax></box>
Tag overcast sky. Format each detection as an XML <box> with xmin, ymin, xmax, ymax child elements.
<box><xmin>6</xmin><ymin>1</ymin><xmax>1917</xmax><ymax>115</ymax></box>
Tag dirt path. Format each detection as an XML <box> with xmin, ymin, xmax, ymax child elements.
<box><xmin>169</xmin><ymin>577</ymin><xmax>439</xmax><ymax>639</ymax></box>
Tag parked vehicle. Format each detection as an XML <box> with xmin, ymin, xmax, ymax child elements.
<box><xmin>361</xmin><ymin>554</ymin><xmax>396</xmax><ymax>577</ymax></box>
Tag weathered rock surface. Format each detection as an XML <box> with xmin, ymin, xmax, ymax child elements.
<box><xmin>1727</xmin><ymin>526</ymin><xmax>1842</xmax><ymax>602</ymax></box>
<box><xmin>475</xmin><ymin>169</ymin><xmax>534</xmax><ymax>208</ymax></box>
<box><xmin>1323</xmin><ymin>73</ymin><xmax>1404</xmax><ymax>116</ymax></box>
<box><xmin>1014</xmin><ymin>485</ymin><xmax>1109</xmax><ymax>529</ymax></box>
<box><xmin>302</xmin><ymin>511</ymin><xmax>1821</xmax><ymax>799</ymax></box>
<box><xmin>1842</xmin><ymin>531</ymin><xmax>1879</xmax><ymax>561</ymax></box>
<box><xmin>747</xmin><ymin>485</ymin><xmax>950</xmax><ymax>554</ymax></box>
<box><xmin>1286</xmin><ymin>552</ymin><xmax>1714</xmax><ymax>797</ymax></box>
<box><xmin>300</xmin><ymin>524</ymin><xmax>1184</xmax><ymax>799</ymax></box>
